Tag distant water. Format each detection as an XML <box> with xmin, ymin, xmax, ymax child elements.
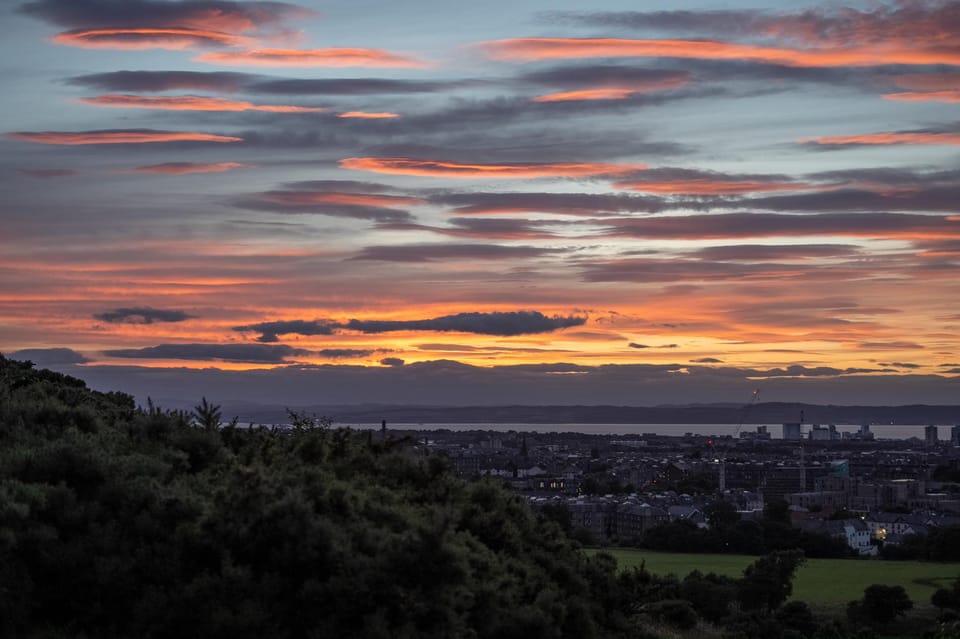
<box><xmin>345</xmin><ymin>422</ymin><xmax>953</xmax><ymax>441</ymax></box>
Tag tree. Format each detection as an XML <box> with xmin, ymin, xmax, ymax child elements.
<box><xmin>762</xmin><ymin>499</ymin><xmax>791</xmax><ymax>525</ymax></box>
<box><xmin>737</xmin><ymin>549</ymin><xmax>806</xmax><ymax>612</ymax></box>
<box><xmin>705</xmin><ymin>500</ymin><xmax>740</xmax><ymax>529</ymax></box>
<box><xmin>191</xmin><ymin>396</ymin><xmax>221</xmax><ymax>431</ymax></box>
<box><xmin>931</xmin><ymin>574</ymin><xmax>960</xmax><ymax>613</ymax></box>
<box><xmin>776</xmin><ymin>600</ymin><xmax>817</xmax><ymax>637</ymax></box>
<box><xmin>848</xmin><ymin>584</ymin><xmax>913</xmax><ymax>625</ymax></box>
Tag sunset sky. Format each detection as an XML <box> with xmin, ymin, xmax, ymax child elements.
<box><xmin>3</xmin><ymin>0</ymin><xmax>959</xmax><ymax>408</ymax></box>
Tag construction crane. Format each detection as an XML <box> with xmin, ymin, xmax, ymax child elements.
<box><xmin>718</xmin><ymin>388</ymin><xmax>761</xmax><ymax>493</ymax></box>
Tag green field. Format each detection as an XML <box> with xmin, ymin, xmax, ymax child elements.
<box><xmin>602</xmin><ymin>549</ymin><xmax>960</xmax><ymax>608</ymax></box>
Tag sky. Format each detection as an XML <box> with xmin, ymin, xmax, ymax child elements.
<box><xmin>2</xmin><ymin>0</ymin><xmax>959</xmax><ymax>408</ymax></box>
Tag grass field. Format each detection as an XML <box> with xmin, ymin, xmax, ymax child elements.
<box><xmin>602</xmin><ymin>549</ymin><xmax>960</xmax><ymax>609</ymax></box>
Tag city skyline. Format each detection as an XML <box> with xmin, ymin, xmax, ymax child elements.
<box><xmin>2</xmin><ymin>0</ymin><xmax>959</xmax><ymax>406</ymax></box>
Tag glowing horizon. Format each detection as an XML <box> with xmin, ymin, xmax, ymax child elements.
<box><xmin>2</xmin><ymin>0</ymin><xmax>959</xmax><ymax>405</ymax></box>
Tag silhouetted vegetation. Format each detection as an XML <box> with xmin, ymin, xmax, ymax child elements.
<box><xmin>877</xmin><ymin>525</ymin><xmax>960</xmax><ymax>561</ymax></box>
<box><xmin>0</xmin><ymin>355</ymin><xmax>916</xmax><ymax>638</ymax></box>
<box><xmin>639</xmin><ymin>509</ymin><xmax>852</xmax><ymax>558</ymax></box>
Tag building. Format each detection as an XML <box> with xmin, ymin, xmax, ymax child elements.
<box><xmin>783</xmin><ymin>422</ymin><xmax>803</xmax><ymax>440</ymax></box>
<box><xmin>801</xmin><ymin>519</ymin><xmax>876</xmax><ymax>556</ymax></box>
<box><xmin>810</xmin><ymin>424</ymin><xmax>841</xmax><ymax>441</ymax></box>
<box><xmin>926</xmin><ymin>425</ymin><xmax>939</xmax><ymax>447</ymax></box>
<box><xmin>616</xmin><ymin>502</ymin><xmax>668</xmax><ymax>542</ymax></box>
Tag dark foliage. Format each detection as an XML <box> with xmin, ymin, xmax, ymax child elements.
<box><xmin>0</xmin><ymin>355</ymin><xmax>661</xmax><ymax>638</ymax></box>
<box><xmin>0</xmin><ymin>355</ymin><xmax>822</xmax><ymax>639</ymax></box>
<box><xmin>847</xmin><ymin>584</ymin><xmax>913</xmax><ymax>625</ymax></box>
<box><xmin>639</xmin><ymin>516</ymin><xmax>850</xmax><ymax>559</ymax></box>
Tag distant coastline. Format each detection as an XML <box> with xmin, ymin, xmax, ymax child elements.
<box><xmin>215</xmin><ymin>401</ymin><xmax>960</xmax><ymax>429</ymax></box>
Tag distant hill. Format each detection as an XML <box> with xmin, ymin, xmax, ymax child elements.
<box><xmin>217</xmin><ymin>401</ymin><xmax>960</xmax><ymax>426</ymax></box>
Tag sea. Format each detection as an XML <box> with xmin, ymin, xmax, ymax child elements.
<box><xmin>343</xmin><ymin>422</ymin><xmax>953</xmax><ymax>441</ymax></box>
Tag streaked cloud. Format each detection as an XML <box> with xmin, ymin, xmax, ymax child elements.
<box><xmin>22</xmin><ymin>0</ymin><xmax>311</xmax><ymax>50</ymax></box>
<box><xmin>883</xmin><ymin>91</ymin><xmax>960</xmax><ymax>103</ymax></box>
<box><xmin>236</xmin><ymin>187</ymin><xmax>420</xmax><ymax>222</ymax></box>
<box><xmin>342</xmin><ymin>311</ymin><xmax>587</xmax><ymax>336</ymax></box>
<box><xmin>482</xmin><ymin>37</ymin><xmax>960</xmax><ymax>68</ymax></box>
<box><xmin>94</xmin><ymin>307</ymin><xmax>194</xmax><ymax>324</ymax></box>
<box><xmin>104</xmin><ymin>343</ymin><xmax>310</xmax><ymax>363</ymax></box>
<box><xmin>234</xmin><ymin>311</ymin><xmax>587</xmax><ymax>341</ymax></box>
<box><xmin>613</xmin><ymin>168</ymin><xmax>824</xmax><ymax>195</ymax></box>
<box><xmin>52</xmin><ymin>27</ymin><xmax>251</xmax><ymax>50</ymax></box>
<box><xmin>233</xmin><ymin>319</ymin><xmax>337</xmax><ymax>343</ymax></box>
<box><xmin>132</xmin><ymin>162</ymin><xmax>254</xmax><ymax>174</ymax></box>
<box><xmin>340</xmin><ymin>157</ymin><xmax>646</xmax><ymax>178</ymax></box>
<box><xmin>802</xmin><ymin>132</ymin><xmax>960</xmax><ymax>146</ymax></box>
<box><xmin>350</xmin><ymin>243</ymin><xmax>562</xmax><ymax>262</ymax></box>
<box><xmin>77</xmin><ymin>94</ymin><xmax>326</xmax><ymax>113</ymax></box>
<box><xmin>195</xmin><ymin>48</ymin><xmax>426</xmax><ymax>68</ymax></box>
<box><xmin>337</xmin><ymin>111</ymin><xmax>399</xmax><ymax>119</ymax></box>
<box><xmin>19</xmin><ymin>168</ymin><xmax>79</xmax><ymax>178</ymax></box>
<box><xmin>600</xmin><ymin>212</ymin><xmax>960</xmax><ymax>240</ymax></box>
<box><xmin>8</xmin><ymin>129</ymin><xmax>242</xmax><ymax>145</ymax></box>
<box><xmin>9</xmin><ymin>347</ymin><xmax>90</xmax><ymax>365</ymax></box>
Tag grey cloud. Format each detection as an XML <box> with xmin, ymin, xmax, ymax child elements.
<box><xmin>351</xmin><ymin>243</ymin><xmax>560</xmax><ymax>262</ymax></box>
<box><xmin>692</xmin><ymin>357</ymin><xmax>723</xmax><ymax>363</ymax></box>
<box><xmin>758</xmin><ymin>365</ymin><xmax>886</xmax><ymax>377</ymax></box>
<box><xmin>247</xmin><ymin>77</ymin><xmax>472</xmax><ymax>95</ymax></box>
<box><xmin>722</xmin><ymin>187</ymin><xmax>960</xmax><ymax>214</ymax></box>
<box><xmin>859</xmin><ymin>341</ymin><xmax>925</xmax><ymax>350</ymax></box>
<box><xmin>582</xmin><ymin>257</ymin><xmax>811</xmax><ymax>284</ymax></box>
<box><xmin>345</xmin><ymin>311</ymin><xmax>586</xmax><ymax>336</ymax></box>
<box><xmin>628</xmin><ymin>343</ymin><xmax>650</xmax><ymax>349</ymax></box>
<box><xmin>233</xmin><ymin>311</ymin><xmax>585</xmax><ymax>340</ymax></box>
<box><xmin>380</xmin><ymin>357</ymin><xmax>405</xmax><ymax>367</ymax></box>
<box><xmin>66</xmin><ymin>70</ymin><xmax>254</xmax><ymax>93</ymax></box>
<box><xmin>94</xmin><ymin>306</ymin><xmax>194</xmax><ymax>324</ymax></box>
<box><xmin>19</xmin><ymin>0</ymin><xmax>307</xmax><ymax>30</ymax></box>
<box><xmin>59</xmin><ymin>360</ymin><xmax>960</xmax><ymax>407</ymax></box>
<box><xmin>520</xmin><ymin>65</ymin><xmax>691</xmax><ymax>88</ymax></box>
<box><xmin>19</xmin><ymin>169</ymin><xmax>79</xmax><ymax>178</ymax></box>
<box><xmin>104</xmin><ymin>343</ymin><xmax>309</xmax><ymax>363</ymax></box>
<box><xmin>66</xmin><ymin>70</ymin><xmax>469</xmax><ymax>96</ymax></box>
<box><xmin>690</xmin><ymin>244</ymin><xmax>862</xmax><ymax>261</ymax></box>
<box><xmin>599</xmin><ymin>212</ymin><xmax>960</xmax><ymax>240</ymax></box>
<box><xmin>280</xmin><ymin>180</ymin><xmax>399</xmax><ymax>193</ymax></box>
<box><xmin>318</xmin><ymin>349</ymin><xmax>376</xmax><ymax>359</ymax></box>
<box><xmin>542</xmin><ymin>9</ymin><xmax>766</xmax><ymax>35</ymax></box>
<box><xmin>9</xmin><ymin>347</ymin><xmax>91</xmax><ymax>365</ymax></box>
<box><xmin>234</xmin><ymin>319</ymin><xmax>337</xmax><ymax>343</ymax></box>
<box><xmin>235</xmin><ymin>192</ymin><xmax>413</xmax><ymax>223</ymax></box>
<box><xmin>432</xmin><ymin>191</ymin><xmax>671</xmax><ymax>216</ymax></box>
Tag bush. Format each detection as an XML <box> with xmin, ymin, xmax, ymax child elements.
<box><xmin>847</xmin><ymin>584</ymin><xmax>913</xmax><ymax>625</ymax></box>
<box><xmin>642</xmin><ymin>599</ymin><xmax>699</xmax><ymax>630</ymax></box>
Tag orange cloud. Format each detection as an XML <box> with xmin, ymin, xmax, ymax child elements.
<box><xmin>891</xmin><ymin>73</ymin><xmax>960</xmax><ymax>91</ymax></box>
<box><xmin>802</xmin><ymin>132</ymin><xmax>960</xmax><ymax>146</ymax></box>
<box><xmin>8</xmin><ymin>130</ymin><xmax>243</xmax><ymax>145</ymax></box>
<box><xmin>534</xmin><ymin>88</ymin><xmax>637</xmax><ymax>102</ymax></box>
<box><xmin>132</xmin><ymin>162</ymin><xmax>254</xmax><ymax>174</ymax></box>
<box><xmin>614</xmin><ymin>179</ymin><xmax>818</xmax><ymax>195</ymax></box>
<box><xmin>195</xmin><ymin>47</ymin><xmax>426</xmax><ymax>68</ymax></box>
<box><xmin>77</xmin><ymin>94</ymin><xmax>326</xmax><ymax>113</ymax></box>
<box><xmin>260</xmin><ymin>191</ymin><xmax>426</xmax><ymax>207</ymax></box>
<box><xmin>337</xmin><ymin>111</ymin><xmax>400</xmax><ymax>119</ymax></box>
<box><xmin>482</xmin><ymin>37</ymin><xmax>960</xmax><ymax>68</ymax></box>
<box><xmin>339</xmin><ymin>157</ymin><xmax>646</xmax><ymax>178</ymax></box>
<box><xmin>883</xmin><ymin>91</ymin><xmax>960</xmax><ymax>103</ymax></box>
<box><xmin>53</xmin><ymin>28</ymin><xmax>249</xmax><ymax>50</ymax></box>
<box><xmin>533</xmin><ymin>76</ymin><xmax>689</xmax><ymax>102</ymax></box>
